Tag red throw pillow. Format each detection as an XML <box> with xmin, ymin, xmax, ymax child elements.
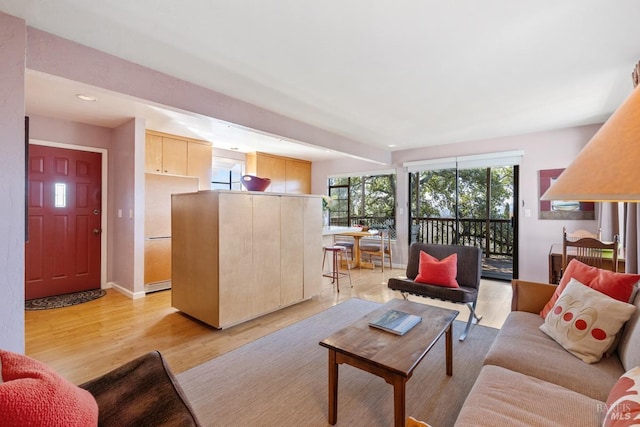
<box><xmin>414</xmin><ymin>251</ymin><xmax>459</xmax><ymax>288</ymax></box>
<box><xmin>0</xmin><ymin>350</ymin><xmax>98</xmax><ymax>427</ymax></box>
<box><xmin>540</xmin><ymin>259</ymin><xmax>640</xmax><ymax>319</ymax></box>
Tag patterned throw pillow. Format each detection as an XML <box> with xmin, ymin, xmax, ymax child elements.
<box><xmin>414</xmin><ymin>251</ymin><xmax>459</xmax><ymax>288</ymax></box>
<box><xmin>539</xmin><ymin>278</ymin><xmax>636</xmax><ymax>364</ymax></box>
<box><xmin>603</xmin><ymin>366</ymin><xmax>640</xmax><ymax>427</ymax></box>
<box><xmin>0</xmin><ymin>350</ymin><xmax>98</xmax><ymax>426</ymax></box>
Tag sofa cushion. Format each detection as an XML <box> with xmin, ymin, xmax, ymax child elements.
<box><xmin>539</xmin><ymin>278</ymin><xmax>636</xmax><ymax>364</ymax></box>
<box><xmin>603</xmin><ymin>366</ymin><xmax>640</xmax><ymax>427</ymax></box>
<box><xmin>618</xmin><ymin>292</ymin><xmax>640</xmax><ymax>372</ymax></box>
<box><xmin>415</xmin><ymin>251</ymin><xmax>459</xmax><ymax>288</ymax></box>
<box><xmin>454</xmin><ymin>365</ymin><xmax>603</xmax><ymax>427</ymax></box>
<box><xmin>540</xmin><ymin>259</ymin><xmax>639</xmax><ymax>318</ymax></box>
<box><xmin>0</xmin><ymin>350</ymin><xmax>98</xmax><ymax>427</ymax></box>
<box><xmin>484</xmin><ymin>311</ymin><xmax>624</xmax><ymax>401</ymax></box>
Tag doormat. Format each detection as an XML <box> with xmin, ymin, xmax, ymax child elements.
<box><xmin>25</xmin><ymin>289</ymin><xmax>107</xmax><ymax>310</ymax></box>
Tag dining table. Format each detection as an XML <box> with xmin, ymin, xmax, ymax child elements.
<box><xmin>336</xmin><ymin>229</ymin><xmax>379</xmax><ymax>269</ymax></box>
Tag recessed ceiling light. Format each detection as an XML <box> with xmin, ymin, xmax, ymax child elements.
<box><xmin>76</xmin><ymin>94</ymin><xmax>97</xmax><ymax>102</ymax></box>
<box><xmin>229</xmin><ymin>147</ymin><xmax>239</xmax><ymax>150</ymax></box>
<box><xmin>388</xmin><ymin>144</ymin><xmax>397</xmax><ymax>148</ymax></box>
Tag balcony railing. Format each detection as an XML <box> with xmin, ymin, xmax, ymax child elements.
<box><xmin>329</xmin><ymin>215</ymin><xmax>513</xmax><ymax>258</ymax></box>
<box><xmin>411</xmin><ymin>217</ymin><xmax>513</xmax><ymax>257</ymax></box>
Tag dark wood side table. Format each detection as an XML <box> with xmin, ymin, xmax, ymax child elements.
<box><xmin>319</xmin><ymin>299</ymin><xmax>459</xmax><ymax>427</ymax></box>
<box><xmin>548</xmin><ymin>243</ymin><xmax>625</xmax><ymax>284</ymax></box>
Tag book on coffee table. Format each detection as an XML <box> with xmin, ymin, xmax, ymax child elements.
<box><xmin>368</xmin><ymin>309</ymin><xmax>422</xmax><ymax>336</ymax></box>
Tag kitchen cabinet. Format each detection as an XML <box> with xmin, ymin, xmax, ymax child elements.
<box><xmin>144</xmin><ymin>238</ymin><xmax>172</xmax><ymax>285</ymax></box>
<box><xmin>145</xmin><ymin>133</ymin><xmax>164</xmax><ymax>173</ymax></box>
<box><xmin>187</xmin><ymin>141</ymin><xmax>213</xmax><ymax>190</ymax></box>
<box><xmin>144</xmin><ymin>174</ymin><xmax>199</xmax><ymax>292</ymax></box>
<box><xmin>145</xmin><ymin>134</ymin><xmax>188</xmax><ymax>175</ymax></box>
<box><xmin>161</xmin><ymin>137</ymin><xmax>188</xmax><ymax>175</ymax></box>
<box><xmin>171</xmin><ymin>190</ymin><xmax>322</xmax><ymax>328</ymax></box>
<box><xmin>145</xmin><ymin>131</ymin><xmax>212</xmax><ymax>187</ymax></box>
<box><xmin>246</xmin><ymin>152</ymin><xmax>311</xmax><ymax>194</ymax></box>
<box><xmin>144</xmin><ymin>131</ymin><xmax>212</xmax><ymax>291</ymax></box>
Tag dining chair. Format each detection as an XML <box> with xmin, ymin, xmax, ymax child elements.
<box><xmin>562</xmin><ymin>226</ymin><xmax>602</xmax><ymax>242</ymax></box>
<box><xmin>561</xmin><ymin>230</ymin><xmax>619</xmax><ymax>277</ymax></box>
<box><xmin>359</xmin><ymin>229</ymin><xmax>392</xmax><ymax>271</ymax></box>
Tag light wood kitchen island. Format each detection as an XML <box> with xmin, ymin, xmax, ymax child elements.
<box><xmin>171</xmin><ymin>190</ymin><xmax>323</xmax><ymax>328</ymax></box>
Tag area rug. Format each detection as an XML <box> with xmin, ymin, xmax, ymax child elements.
<box><xmin>25</xmin><ymin>289</ymin><xmax>107</xmax><ymax>310</ymax></box>
<box><xmin>178</xmin><ymin>298</ymin><xmax>499</xmax><ymax>427</ymax></box>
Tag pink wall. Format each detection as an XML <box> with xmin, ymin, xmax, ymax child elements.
<box><xmin>29</xmin><ymin>114</ymin><xmax>112</xmax><ymax>148</ymax></box>
<box><xmin>0</xmin><ymin>12</ymin><xmax>26</xmax><ymax>352</ymax></box>
<box><xmin>25</xmin><ymin>28</ymin><xmax>388</xmax><ymax>165</ymax></box>
<box><xmin>313</xmin><ymin>124</ymin><xmax>601</xmax><ymax>282</ymax></box>
<box><xmin>110</xmin><ymin>118</ymin><xmax>145</xmax><ymax>297</ymax></box>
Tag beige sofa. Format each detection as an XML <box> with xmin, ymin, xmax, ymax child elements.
<box><xmin>454</xmin><ymin>280</ymin><xmax>640</xmax><ymax>426</ymax></box>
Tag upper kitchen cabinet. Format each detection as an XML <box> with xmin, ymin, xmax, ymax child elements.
<box><xmin>145</xmin><ymin>133</ymin><xmax>187</xmax><ymax>175</ymax></box>
<box><xmin>246</xmin><ymin>152</ymin><xmax>311</xmax><ymax>194</ymax></box>
<box><xmin>145</xmin><ymin>130</ymin><xmax>212</xmax><ymax>189</ymax></box>
<box><xmin>187</xmin><ymin>141</ymin><xmax>213</xmax><ymax>190</ymax></box>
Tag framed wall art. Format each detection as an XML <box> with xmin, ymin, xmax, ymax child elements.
<box><xmin>538</xmin><ymin>168</ymin><xmax>594</xmax><ymax>220</ymax></box>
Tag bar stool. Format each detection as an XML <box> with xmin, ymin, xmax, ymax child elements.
<box><xmin>322</xmin><ymin>245</ymin><xmax>352</xmax><ymax>292</ymax></box>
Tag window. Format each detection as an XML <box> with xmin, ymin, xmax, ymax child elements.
<box><xmin>211</xmin><ymin>157</ymin><xmax>244</xmax><ymax>190</ymax></box>
<box><xmin>54</xmin><ymin>183</ymin><xmax>67</xmax><ymax>207</ymax></box>
<box><xmin>328</xmin><ymin>173</ymin><xmax>396</xmax><ymax>236</ymax></box>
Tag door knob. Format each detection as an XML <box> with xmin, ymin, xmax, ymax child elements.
<box><xmin>93</xmin><ymin>209</ymin><xmax>101</xmax><ymax>215</ymax></box>
<box><xmin>93</xmin><ymin>228</ymin><xmax>101</xmax><ymax>235</ymax></box>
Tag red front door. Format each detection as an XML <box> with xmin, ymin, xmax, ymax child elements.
<box><xmin>25</xmin><ymin>145</ymin><xmax>102</xmax><ymax>300</ymax></box>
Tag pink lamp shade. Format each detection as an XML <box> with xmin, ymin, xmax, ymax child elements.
<box><xmin>241</xmin><ymin>175</ymin><xmax>271</xmax><ymax>192</ymax></box>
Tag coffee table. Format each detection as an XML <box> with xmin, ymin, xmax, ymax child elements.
<box><xmin>319</xmin><ymin>299</ymin><xmax>459</xmax><ymax>427</ymax></box>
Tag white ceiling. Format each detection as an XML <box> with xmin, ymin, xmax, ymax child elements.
<box><xmin>4</xmin><ymin>1</ymin><xmax>640</xmax><ymax>162</ymax></box>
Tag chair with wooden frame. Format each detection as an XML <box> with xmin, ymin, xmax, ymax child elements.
<box><xmin>562</xmin><ymin>226</ymin><xmax>602</xmax><ymax>242</ymax></box>
<box><xmin>562</xmin><ymin>230</ymin><xmax>619</xmax><ymax>277</ymax></box>
<box><xmin>359</xmin><ymin>229</ymin><xmax>392</xmax><ymax>271</ymax></box>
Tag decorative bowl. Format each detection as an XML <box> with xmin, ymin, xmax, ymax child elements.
<box><xmin>241</xmin><ymin>175</ymin><xmax>271</xmax><ymax>192</ymax></box>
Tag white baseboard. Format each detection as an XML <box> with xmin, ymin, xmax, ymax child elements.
<box><xmin>107</xmin><ymin>281</ymin><xmax>146</xmax><ymax>300</ymax></box>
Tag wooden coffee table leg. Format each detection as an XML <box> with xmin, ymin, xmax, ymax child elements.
<box><xmin>392</xmin><ymin>375</ymin><xmax>406</xmax><ymax>427</ymax></box>
<box><xmin>446</xmin><ymin>322</ymin><xmax>453</xmax><ymax>376</ymax></box>
<box><xmin>328</xmin><ymin>349</ymin><xmax>338</xmax><ymax>425</ymax></box>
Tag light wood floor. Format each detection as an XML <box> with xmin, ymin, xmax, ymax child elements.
<box><xmin>25</xmin><ymin>268</ymin><xmax>512</xmax><ymax>385</ymax></box>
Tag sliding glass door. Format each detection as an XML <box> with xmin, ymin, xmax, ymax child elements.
<box><xmin>409</xmin><ymin>162</ymin><xmax>518</xmax><ymax>280</ymax></box>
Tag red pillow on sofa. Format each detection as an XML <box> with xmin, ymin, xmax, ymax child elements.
<box><xmin>414</xmin><ymin>251</ymin><xmax>459</xmax><ymax>288</ymax></box>
<box><xmin>0</xmin><ymin>350</ymin><xmax>98</xmax><ymax>427</ymax></box>
<box><xmin>540</xmin><ymin>259</ymin><xmax>640</xmax><ymax>319</ymax></box>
